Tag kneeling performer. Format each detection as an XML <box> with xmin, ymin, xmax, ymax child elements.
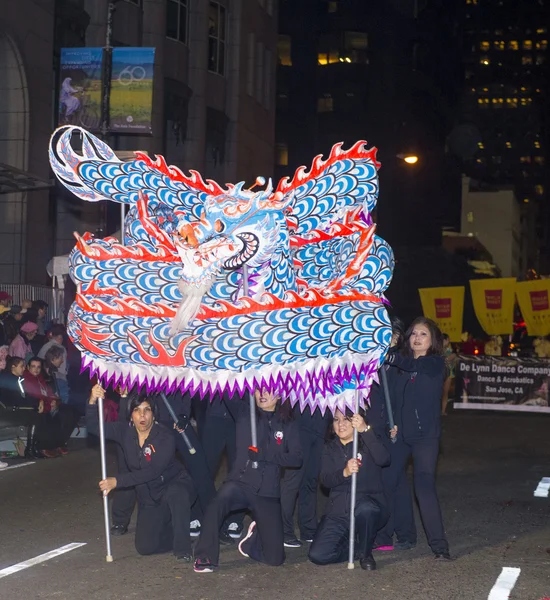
<box><xmin>193</xmin><ymin>388</ymin><xmax>302</xmax><ymax>573</ymax></box>
<box><xmin>87</xmin><ymin>384</ymin><xmax>196</xmax><ymax>561</ymax></box>
<box><xmin>309</xmin><ymin>409</ymin><xmax>389</xmax><ymax>570</ymax></box>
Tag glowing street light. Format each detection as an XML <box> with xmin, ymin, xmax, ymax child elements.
<box><xmin>396</xmin><ymin>153</ymin><xmax>419</xmax><ymax>165</ymax></box>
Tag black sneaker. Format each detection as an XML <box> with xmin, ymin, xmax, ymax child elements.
<box><xmin>190</xmin><ymin>520</ymin><xmax>201</xmax><ymax>537</ymax></box>
<box><xmin>434</xmin><ymin>551</ymin><xmax>452</xmax><ymax>561</ymax></box>
<box><xmin>394</xmin><ymin>540</ymin><xmax>416</xmax><ymax>550</ymax></box>
<box><xmin>284</xmin><ymin>537</ymin><xmax>303</xmax><ymax>548</ymax></box>
<box><xmin>110</xmin><ymin>525</ymin><xmax>128</xmax><ymax>536</ymax></box>
<box><xmin>226</xmin><ymin>521</ymin><xmax>243</xmax><ymax>539</ymax></box>
<box><xmin>360</xmin><ymin>554</ymin><xmax>377</xmax><ymax>571</ymax></box>
<box><xmin>193</xmin><ymin>558</ymin><xmax>214</xmax><ymax>573</ymax></box>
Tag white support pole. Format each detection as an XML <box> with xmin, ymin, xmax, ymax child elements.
<box><xmin>120</xmin><ymin>203</ymin><xmax>125</xmax><ymax>246</ymax></box>
<box><xmin>97</xmin><ymin>394</ymin><xmax>113</xmax><ymax>562</ymax></box>
<box><xmin>347</xmin><ymin>388</ymin><xmax>361</xmax><ymax>569</ymax></box>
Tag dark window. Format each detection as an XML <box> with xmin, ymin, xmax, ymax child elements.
<box><xmin>208</xmin><ymin>2</ymin><xmax>226</xmax><ymax>75</ymax></box>
<box><xmin>166</xmin><ymin>0</ymin><xmax>188</xmax><ymax>44</ymax></box>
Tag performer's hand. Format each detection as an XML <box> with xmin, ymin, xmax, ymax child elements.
<box><xmin>38</xmin><ymin>400</ymin><xmax>44</xmax><ymax>414</ymax></box>
<box><xmin>248</xmin><ymin>446</ymin><xmax>263</xmax><ymax>462</ymax></box>
<box><xmin>99</xmin><ymin>477</ymin><xmax>117</xmax><ymax>496</ymax></box>
<box><xmin>350</xmin><ymin>414</ymin><xmax>368</xmax><ymax>433</ymax></box>
<box><xmin>344</xmin><ymin>458</ymin><xmax>360</xmax><ymax>478</ymax></box>
<box><xmin>89</xmin><ymin>384</ymin><xmax>105</xmax><ymax>404</ymax></box>
<box><xmin>390</xmin><ymin>425</ymin><xmax>398</xmax><ymax>440</ymax></box>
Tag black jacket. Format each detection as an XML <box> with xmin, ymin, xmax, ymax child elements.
<box><xmin>0</xmin><ymin>371</ymin><xmax>39</xmax><ymax>409</ymax></box>
<box><xmin>87</xmin><ymin>403</ymin><xmax>192</xmax><ymax>507</ymax></box>
<box><xmin>226</xmin><ymin>403</ymin><xmax>303</xmax><ymax>498</ymax></box>
<box><xmin>320</xmin><ymin>426</ymin><xmax>390</xmax><ymax>516</ymax></box>
<box><xmin>382</xmin><ymin>354</ymin><xmax>445</xmax><ymax>441</ymax></box>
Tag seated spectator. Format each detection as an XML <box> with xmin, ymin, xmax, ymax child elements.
<box><xmin>43</xmin><ymin>345</ymin><xmax>65</xmax><ymax>398</ymax></box>
<box><xmin>0</xmin><ymin>356</ymin><xmax>27</xmax><ymax>407</ymax></box>
<box><xmin>24</xmin><ymin>356</ymin><xmax>78</xmax><ymax>456</ymax></box>
<box><xmin>39</xmin><ymin>325</ymin><xmax>69</xmax><ymax>404</ymax></box>
<box><xmin>3</xmin><ymin>305</ymin><xmax>26</xmax><ymax>346</ymax></box>
<box><xmin>8</xmin><ymin>321</ymin><xmax>38</xmax><ymax>363</ymax></box>
<box><xmin>0</xmin><ymin>291</ymin><xmax>12</xmax><ymax>309</ymax></box>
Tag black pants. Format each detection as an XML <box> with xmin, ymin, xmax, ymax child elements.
<box><xmin>35</xmin><ymin>407</ymin><xmax>77</xmax><ymax>451</ymax></box>
<box><xmin>112</xmin><ymin>443</ymin><xmax>136</xmax><ymax>527</ymax></box>
<box><xmin>134</xmin><ymin>478</ymin><xmax>194</xmax><ymax>556</ymax></box>
<box><xmin>199</xmin><ymin>416</ymin><xmax>244</xmax><ymax>529</ymax></box>
<box><xmin>379</xmin><ymin>436</ymin><xmax>448</xmax><ymax>553</ymax></box>
<box><xmin>309</xmin><ymin>496</ymin><xmax>386</xmax><ymax>565</ymax></box>
<box><xmin>195</xmin><ymin>481</ymin><xmax>284</xmax><ymax>566</ymax></box>
<box><xmin>281</xmin><ymin>430</ymin><xmax>324</xmax><ymax>539</ymax></box>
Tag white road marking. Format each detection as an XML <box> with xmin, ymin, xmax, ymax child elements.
<box><xmin>534</xmin><ymin>477</ymin><xmax>550</xmax><ymax>498</ymax></box>
<box><xmin>0</xmin><ymin>543</ymin><xmax>87</xmax><ymax>579</ymax></box>
<box><xmin>0</xmin><ymin>462</ymin><xmax>36</xmax><ymax>472</ymax></box>
<box><xmin>488</xmin><ymin>567</ymin><xmax>521</xmax><ymax>600</ymax></box>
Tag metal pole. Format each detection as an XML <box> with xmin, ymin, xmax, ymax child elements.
<box><xmin>159</xmin><ymin>392</ymin><xmax>196</xmax><ymax>454</ymax></box>
<box><xmin>97</xmin><ymin>394</ymin><xmax>114</xmax><ymax>562</ymax></box>
<box><xmin>120</xmin><ymin>203</ymin><xmax>125</xmax><ymax>246</ymax></box>
<box><xmin>347</xmin><ymin>388</ymin><xmax>361</xmax><ymax>569</ymax></box>
<box><xmin>243</xmin><ymin>264</ymin><xmax>258</xmax><ymax>468</ymax></box>
<box><xmin>380</xmin><ymin>366</ymin><xmax>397</xmax><ymax>444</ymax></box>
<box><xmin>242</xmin><ymin>264</ymin><xmax>249</xmax><ymax>296</ymax></box>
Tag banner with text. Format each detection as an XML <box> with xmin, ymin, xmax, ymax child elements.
<box><xmin>110</xmin><ymin>47</ymin><xmax>155</xmax><ymax>133</ymax></box>
<box><xmin>59</xmin><ymin>47</ymin><xmax>102</xmax><ymax>130</ymax></box>
<box><xmin>455</xmin><ymin>354</ymin><xmax>550</xmax><ymax>413</ymax></box>
<box><xmin>470</xmin><ymin>278</ymin><xmax>516</xmax><ymax>335</ymax></box>
<box><xmin>419</xmin><ymin>286</ymin><xmax>464</xmax><ymax>342</ymax></box>
<box><xmin>516</xmin><ymin>279</ymin><xmax>550</xmax><ymax>337</ymax></box>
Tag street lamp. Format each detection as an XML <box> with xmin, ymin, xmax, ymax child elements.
<box><xmin>396</xmin><ymin>153</ymin><xmax>419</xmax><ymax>165</ymax></box>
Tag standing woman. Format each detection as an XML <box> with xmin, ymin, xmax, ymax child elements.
<box><xmin>87</xmin><ymin>385</ymin><xmax>196</xmax><ymax>560</ymax></box>
<box><xmin>193</xmin><ymin>388</ymin><xmax>302</xmax><ymax>573</ymax></box>
<box><xmin>308</xmin><ymin>409</ymin><xmax>389</xmax><ymax>570</ymax></box>
<box><xmin>384</xmin><ymin>317</ymin><xmax>451</xmax><ymax>559</ymax></box>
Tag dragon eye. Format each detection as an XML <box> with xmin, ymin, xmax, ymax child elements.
<box><xmin>214</xmin><ymin>219</ymin><xmax>225</xmax><ymax>233</ymax></box>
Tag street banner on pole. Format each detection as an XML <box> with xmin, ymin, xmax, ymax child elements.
<box><xmin>58</xmin><ymin>48</ymin><xmax>103</xmax><ymax>130</ymax></box>
<box><xmin>516</xmin><ymin>280</ymin><xmax>550</xmax><ymax>337</ymax></box>
<box><xmin>109</xmin><ymin>47</ymin><xmax>155</xmax><ymax>134</ymax></box>
<box><xmin>455</xmin><ymin>354</ymin><xmax>550</xmax><ymax>413</ymax></box>
<box><xmin>470</xmin><ymin>278</ymin><xmax>516</xmax><ymax>335</ymax></box>
<box><xmin>418</xmin><ymin>286</ymin><xmax>464</xmax><ymax>342</ymax></box>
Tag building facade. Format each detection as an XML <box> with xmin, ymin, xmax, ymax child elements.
<box><xmin>461</xmin><ymin>0</ymin><xmax>550</xmax><ymax>273</ymax></box>
<box><xmin>0</xmin><ymin>0</ymin><xmax>278</xmax><ymax>284</ymax></box>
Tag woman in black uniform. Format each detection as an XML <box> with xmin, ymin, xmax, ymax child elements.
<box><xmin>193</xmin><ymin>388</ymin><xmax>302</xmax><ymax>573</ymax></box>
<box><xmin>381</xmin><ymin>317</ymin><xmax>451</xmax><ymax>559</ymax></box>
<box><xmin>308</xmin><ymin>409</ymin><xmax>389</xmax><ymax>570</ymax></box>
<box><xmin>87</xmin><ymin>384</ymin><xmax>196</xmax><ymax>560</ymax></box>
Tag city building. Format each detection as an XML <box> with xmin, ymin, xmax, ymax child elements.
<box><xmin>0</xmin><ymin>0</ymin><xmax>278</xmax><ymax>285</ymax></box>
<box><xmin>460</xmin><ymin>176</ymin><xmax>521</xmax><ymax>278</ymax></box>
<box><xmin>275</xmin><ymin>0</ymin><xmax>463</xmax><ymax>250</ymax></box>
<box><xmin>461</xmin><ymin>0</ymin><xmax>550</xmax><ymax>273</ymax></box>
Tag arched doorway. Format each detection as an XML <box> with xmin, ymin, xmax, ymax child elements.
<box><xmin>0</xmin><ymin>33</ymin><xmax>29</xmax><ymax>283</ymax></box>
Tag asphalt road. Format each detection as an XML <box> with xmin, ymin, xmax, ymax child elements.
<box><xmin>1</xmin><ymin>411</ymin><xmax>549</xmax><ymax>600</ymax></box>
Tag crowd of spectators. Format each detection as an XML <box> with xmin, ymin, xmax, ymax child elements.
<box><xmin>0</xmin><ymin>291</ymin><xmax>78</xmax><ymax>468</ymax></box>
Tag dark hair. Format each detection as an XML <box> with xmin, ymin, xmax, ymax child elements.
<box><xmin>32</xmin><ymin>300</ymin><xmax>48</xmax><ymax>311</ymax></box>
<box><xmin>326</xmin><ymin>406</ymin><xmax>368</xmax><ymax>443</ymax></box>
<box><xmin>128</xmin><ymin>393</ymin><xmax>159</xmax><ymax>423</ymax></box>
<box><xmin>442</xmin><ymin>333</ymin><xmax>450</xmax><ymax>342</ymax></box>
<box><xmin>390</xmin><ymin>316</ymin><xmax>405</xmax><ymax>349</ymax></box>
<box><xmin>6</xmin><ymin>356</ymin><xmax>24</xmax><ymax>373</ymax></box>
<box><xmin>27</xmin><ymin>356</ymin><xmax>43</xmax><ymax>368</ymax></box>
<box><xmin>48</xmin><ymin>324</ymin><xmax>65</xmax><ymax>339</ymax></box>
<box><xmin>402</xmin><ymin>317</ymin><xmax>443</xmax><ymax>357</ymax></box>
<box><xmin>252</xmin><ymin>389</ymin><xmax>294</xmax><ymax>423</ymax></box>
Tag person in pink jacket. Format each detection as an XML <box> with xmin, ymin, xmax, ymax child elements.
<box><xmin>8</xmin><ymin>321</ymin><xmax>38</xmax><ymax>362</ymax></box>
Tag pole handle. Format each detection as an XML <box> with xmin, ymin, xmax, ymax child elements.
<box><xmin>160</xmin><ymin>393</ymin><xmax>196</xmax><ymax>455</ymax></box>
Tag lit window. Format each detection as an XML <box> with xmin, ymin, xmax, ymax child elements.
<box><xmin>508</xmin><ymin>40</ymin><xmax>519</xmax><ymax>50</ymax></box>
<box><xmin>492</xmin><ymin>156</ymin><xmax>502</xmax><ymax>164</ymax></box>
<box><xmin>476</xmin><ymin>157</ymin><xmax>486</xmax><ymax>164</ymax></box>
<box><xmin>166</xmin><ymin>0</ymin><xmax>188</xmax><ymax>44</ymax></box>
<box><xmin>506</xmin><ymin>97</ymin><xmax>518</xmax><ymax>108</ymax></box>
<box><xmin>277</xmin><ymin>35</ymin><xmax>292</xmax><ymax>66</ymax></box>
<box><xmin>536</xmin><ymin>55</ymin><xmax>546</xmax><ymax>65</ymax></box>
<box><xmin>480</xmin><ymin>41</ymin><xmax>490</xmax><ymax>51</ymax></box>
<box><xmin>494</xmin><ymin>40</ymin><xmax>505</xmax><ymax>50</ymax></box>
<box><xmin>478</xmin><ymin>98</ymin><xmax>490</xmax><ymax>108</ymax></box>
<box><xmin>520</xmin><ymin>156</ymin><xmax>531</xmax><ymax>163</ymax></box>
<box><xmin>534</xmin><ymin>156</ymin><xmax>545</xmax><ymax>165</ymax></box>
<box><xmin>276</xmin><ymin>143</ymin><xmax>289</xmax><ymax>166</ymax></box>
<box><xmin>505</xmin><ymin>141</ymin><xmax>512</xmax><ymax>148</ymax></box>
<box><xmin>523</xmin><ymin>40</ymin><xmax>533</xmax><ymax>50</ymax></box>
<box><xmin>534</xmin><ymin>141</ymin><xmax>541</xmax><ymax>148</ymax></box>
<box><xmin>480</xmin><ymin>56</ymin><xmax>490</xmax><ymax>65</ymax></box>
<box><xmin>317</xmin><ymin>94</ymin><xmax>334</xmax><ymax>113</ymax></box>
<box><xmin>208</xmin><ymin>2</ymin><xmax>226</xmax><ymax>75</ymax></box>
<box><xmin>482</xmin><ymin>87</ymin><xmax>489</xmax><ymax>92</ymax></box>
<box><xmin>536</xmin><ymin>40</ymin><xmax>548</xmax><ymax>50</ymax></box>
<box><xmin>466</xmin><ymin>0</ymin><xmax>478</xmax><ymax>4</ymax></box>
<box><xmin>520</xmin><ymin>97</ymin><xmax>532</xmax><ymax>106</ymax></box>
<box><xmin>524</xmin><ymin>198</ymin><xmax>530</xmax><ymax>203</ymax></box>
<box><xmin>522</xmin><ymin>55</ymin><xmax>533</xmax><ymax>65</ymax></box>
<box><xmin>536</xmin><ymin>28</ymin><xmax>547</xmax><ymax>34</ymax></box>
<box><xmin>478</xmin><ymin>142</ymin><xmax>484</xmax><ymax>149</ymax></box>
<box><xmin>492</xmin><ymin>97</ymin><xmax>504</xmax><ymax>108</ymax></box>
<box><xmin>535</xmin><ymin>185</ymin><xmax>544</xmax><ymax>195</ymax></box>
